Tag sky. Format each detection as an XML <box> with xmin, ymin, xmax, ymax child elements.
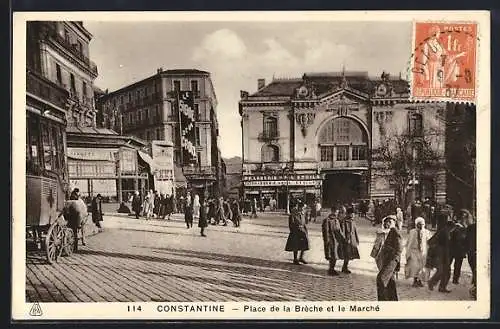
<box><xmin>85</xmin><ymin>21</ymin><xmax>412</xmax><ymax>158</ymax></box>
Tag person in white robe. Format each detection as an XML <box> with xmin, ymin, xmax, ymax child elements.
<box><xmin>405</xmin><ymin>217</ymin><xmax>432</xmax><ymax>287</ymax></box>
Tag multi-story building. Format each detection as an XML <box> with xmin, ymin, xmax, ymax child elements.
<box><xmin>239</xmin><ymin>71</ymin><xmax>449</xmax><ymax>210</ymax></box>
<box><xmin>27</xmin><ymin>21</ymin><xmax>151</xmax><ymax>202</ymax></box>
<box><xmin>97</xmin><ymin>68</ymin><xmax>224</xmax><ymax>197</ymax></box>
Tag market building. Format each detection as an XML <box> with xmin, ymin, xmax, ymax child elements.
<box><xmin>96</xmin><ymin>68</ymin><xmax>225</xmax><ymax>198</ymax></box>
<box><xmin>239</xmin><ymin>71</ymin><xmax>448</xmax><ymax>210</ymax></box>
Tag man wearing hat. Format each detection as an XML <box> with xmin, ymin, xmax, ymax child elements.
<box><xmin>376</xmin><ymin>216</ymin><xmax>403</xmax><ymax>301</ymax></box>
<box><xmin>338</xmin><ymin>207</ymin><xmax>360</xmax><ymax>274</ymax></box>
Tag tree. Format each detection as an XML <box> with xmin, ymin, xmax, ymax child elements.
<box><xmin>372</xmin><ymin>129</ymin><xmax>441</xmax><ymax>210</ymax></box>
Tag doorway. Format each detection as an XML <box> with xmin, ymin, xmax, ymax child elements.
<box><xmin>322</xmin><ymin>172</ymin><xmax>363</xmax><ymax>207</ymax></box>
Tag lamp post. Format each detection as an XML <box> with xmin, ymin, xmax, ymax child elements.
<box><xmin>281</xmin><ymin>163</ymin><xmax>290</xmax><ymax>214</ymax></box>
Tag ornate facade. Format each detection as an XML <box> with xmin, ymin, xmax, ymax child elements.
<box><xmin>239</xmin><ymin>71</ymin><xmax>447</xmax><ymax>209</ymax></box>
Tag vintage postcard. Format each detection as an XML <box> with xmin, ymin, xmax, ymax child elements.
<box><xmin>12</xmin><ymin>11</ymin><xmax>490</xmax><ymax>321</ymax></box>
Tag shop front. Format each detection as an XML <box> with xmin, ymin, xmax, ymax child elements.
<box><xmin>242</xmin><ymin>173</ymin><xmax>322</xmax><ymax>211</ymax></box>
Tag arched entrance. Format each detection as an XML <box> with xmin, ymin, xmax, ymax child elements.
<box><xmin>317</xmin><ymin>116</ymin><xmax>369</xmax><ymax>207</ymax></box>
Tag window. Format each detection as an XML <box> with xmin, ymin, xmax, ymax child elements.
<box><xmin>77</xmin><ymin>40</ymin><xmax>83</xmax><ymax>54</ymax></box>
<box><xmin>145</xmin><ymin>108</ymin><xmax>149</xmax><ymax>121</ymax></box>
<box><xmin>320</xmin><ymin>146</ymin><xmax>334</xmax><ymax>162</ymax></box>
<box><xmin>194</xmin><ymin>104</ymin><xmax>199</xmax><ymax>121</ymax></box>
<box><xmin>70</xmin><ymin>73</ymin><xmax>76</xmax><ymax>92</ymax></box>
<box><xmin>409</xmin><ymin>113</ymin><xmax>423</xmax><ymax>136</ymax></box>
<box><xmin>191</xmin><ymin>80</ymin><xmax>199</xmax><ymax>96</ymax></box>
<box><xmin>137</xmin><ymin>90</ymin><xmax>141</xmax><ymax>100</ymax></box>
<box><xmin>156</xmin><ymin>128</ymin><xmax>162</xmax><ymax>140</ymax></box>
<box><xmin>197</xmin><ymin>151</ymin><xmax>202</xmax><ymax>167</ymax></box>
<box><xmin>137</xmin><ymin>110</ymin><xmax>142</xmax><ymax>122</ymax></box>
<box><xmin>27</xmin><ymin>115</ymin><xmax>40</xmax><ymax>174</ymax></box>
<box><xmin>195</xmin><ymin>127</ymin><xmax>201</xmax><ymax>146</ymax></box>
<box><xmin>120</xmin><ymin>95</ymin><xmax>124</xmax><ymax>105</ymax></box>
<box><xmin>41</xmin><ymin>123</ymin><xmax>53</xmax><ymax>170</ymax></box>
<box><xmin>261</xmin><ymin>144</ymin><xmax>279</xmax><ymax>163</ymax></box>
<box><xmin>82</xmin><ymin>81</ymin><xmax>87</xmax><ymax>96</ymax></box>
<box><xmin>319</xmin><ymin>117</ymin><xmax>367</xmax><ymax>144</ymax></box>
<box><xmin>145</xmin><ymin>86</ymin><xmax>149</xmax><ymax>95</ymax></box>
<box><xmin>146</xmin><ymin>131</ymin><xmax>151</xmax><ymax>141</ymax></box>
<box><xmin>173</xmin><ymin>80</ymin><xmax>181</xmax><ymax>92</ymax></box>
<box><xmin>352</xmin><ymin>146</ymin><xmax>367</xmax><ymax>160</ymax></box>
<box><xmin>64</xmin><ymin>29</ymin><xmax>70</xmax><ymax>43</ymax></box>
<box><xmin>128</xmin><ymin>92</ymin><xmax>131</xmax><ymax>102</ymax></box>
<box><xmin>336</xmin><ymin>146</ymin><xmax>349</xmax><ymax>161</ymax></box>
<box><xmin>129</xmin><ymin>113</ymin><xmax>133</xmax><ymax>124</ymax></box>
<box><xmin>56</xmin><ymin>64</ymin><xmax>62</xmax><ymax>84</ymax></box>
<box><xmin>263</xmin><ymin>116</ymin><xmax>278</xmax><ymax>138</ymax></box>
<box><xmin>156</xmin><ymin>105</ymin><xmax>161</xmax><ymax>120</ymax></box>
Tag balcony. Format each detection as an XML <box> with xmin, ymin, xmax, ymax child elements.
<box><xmin>257</xmin><ymin>130</ymin><xmax>280</xmax><ymax>142</ymax></box>
<box><xmin>26</xmin><ymin>70</ymin><xmax>68</xmax><ymax>110</ymax></box>
<box><xmin>319</xmin><ymin>160</ymin><xmax>369</xmax><ymax>170</ymax></box>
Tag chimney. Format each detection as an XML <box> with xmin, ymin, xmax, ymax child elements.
<box><xmin>157</xmin><ymin>67</ymin><xmax>163</xmax><ymax>74</ymax></box>
<box><xmin>257</xmin><ymin>78</ymin><xmax>266</xmax><ymax>90</ymax></box>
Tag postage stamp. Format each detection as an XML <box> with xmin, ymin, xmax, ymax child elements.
<box><xmin>11</xmin><ymin>10</ymin><xmax>490</xmax><ymax>321</ymax></box>
<box><xmin>410</xmin><ymin>21</ymin><xmax>478</xmax><ymax>102</ymax></box>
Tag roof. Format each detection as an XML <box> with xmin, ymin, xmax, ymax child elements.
<box><xmin>101</xmin><ymin>69</ymin><xmax>211</xmax><ymax>99</ymax></box>
<box><xmin>251</xmin><ymin>80</ymin><xmax>303</xmax><ymax>97</ymax></box>
<box><xmin>66</xmin><ymin>126</ymin><xmax>119</xmax><ymax>135</ymax></box>
<box><xmin>248</xmin><ymin>71</ymin><xmax>409</xmax><ymax>98</ymax></box>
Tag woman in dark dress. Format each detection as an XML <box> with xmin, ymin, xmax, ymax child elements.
<box><xmin>91</xmin><ymin>194</ymin><xmax>103</xmax><ymax>231</ymax></box>
<box><xmin>285</xmin><ymin>200</ymin><xmax>309</xmax><ymax>265</ymax></box>
<box><xmin>376</xmin><ymin>217</ymin><xmax>403</xmax><ymax>301</ymax></box>
<box><xmin>184</xmin><ymin>193</ymin><xmax>194</xmax><ymax>228</ymax></box>
<box><xmin>198</xmin><ymin>198</ymin><xmax>208</xmax><ymax>237</ymax></box>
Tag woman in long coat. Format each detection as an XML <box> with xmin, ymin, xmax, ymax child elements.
<box><xmin>231</xmin><ymin>199</ymin><xmax>242</xmax><ymax>227</ymax></box>
<box><xmin>322</xmin><ymin>206</ymin><xmax>344</xmax><ymax>275</ymax></box>
<box><xmin>371</xmin><ymin>216</ymin><xmax>395</xmax><ymax>271</ymax></box>
<box><xmin>405</xmin><ymin>217</ymin><xmax>432</xmax><ymax>287</ymax></box>
<box><xmin>285</xmin><ymin>200</ymin><xmax>309</xmax><ymax>265</ymax></box>
<box><xmin>198</xmin><ymin>198</ymin><xmax>208</xmax><ymax>237</ymax></box>
<box><xmin>91</xmin><ymin>194</ymin><xmax>103</xmax><ymax>231</ymax></box>
<box><xmin>338</xmin><ymin>208</ymin><xmax>360</xmax><ymax>273</ymax></box>
<box><xmin>376</xmin><ymin>220</ymin><xmax>403</xmax><ymax>301</ymax></box>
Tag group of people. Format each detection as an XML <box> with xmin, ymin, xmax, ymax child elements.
<box><xmin>285</xmin><ymin>200</ymin><xmax>360</xmax><ymax>274</ymax></box>
<box><xmin>130</xmin><ymin>190</ymin><xmax>176</xmax><ymax>221</ymax></box>
<box><xmin>283</xmin><ymin>197</ymin><xmax>477</xmax><ymax>301</ymax></box>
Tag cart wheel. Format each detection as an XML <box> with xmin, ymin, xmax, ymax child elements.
<box><xmin>45</xmin><ymin>221</ymin><xmax>64</xmax><ymax>264</ymax></box>
<box><xmin>62</xmin><ymin>228</ymin><xmax>74</xmax><ymax>257</ymax></box>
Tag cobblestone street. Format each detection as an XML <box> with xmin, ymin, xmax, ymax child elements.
<box><xmin>26</xmin><ymin>212</ymin><xmax>474</xmax><ymax>302</ymax></box>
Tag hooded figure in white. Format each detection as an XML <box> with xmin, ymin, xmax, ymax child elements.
<box><xmin>371</xmin><ymin>216</ymin><xmax>396</xmax><ymax>271</ymax></box>
<box><xmin>193</xmin><ymin>194</ymin><xmax>201</xmax><ymax>219</ymax></box>
<box><xmin>405</xmin><ymin>216</ymin><xmax>432</xmax><ymax>287</ymax></box>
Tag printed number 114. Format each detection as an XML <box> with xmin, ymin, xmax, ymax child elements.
<box><xmin>128</xmin><ymin>305</ymin><xmax>142</xmax><ymax>312</ymax></box>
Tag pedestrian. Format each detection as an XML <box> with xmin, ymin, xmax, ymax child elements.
<box><xmin>251</xmin><ymin>197</ymin><xmax>258</xmax><ymax>218</ymax></box>
<box><xmin>142</xmin><ymin>190</ymin><xmax>154</xmax><ymax>220</ymax></box>
<box><xmin>91</xmin><ymin>193</ymin><xmax>104</xmax><ymax>232</ymax></box>
<box><xmin>215</xmin><ymin>197</ymin><xmax>228</xmax><ymax>226</ymax></box>
<box><xmin>153</xmin><ymin>191</ymin><xmax>161</xmax><ymax>218</ymax></box>
<box><xmin>463</xmin><ymin>209</ymin><xmax>476</xmax><ymax>291</ymax></box>
<box><xmin>64</xmin><ymin>189</ymin><xmax>88</xmax><ymax>252</ymax></box>
<box><xmin>405</xmin><ymin>217</ymin><xmax>432</xmax><ymax>287</ymax></box>
<box><xmin>395</xmin><ymin>207</ymin><xmax>404</xmax><ymax>230</ymax></box>
<box><xmin>338</xmin><ymin>207</ymin><xmax>360</xmax><ymax>274</ymax></box>
<box><xmin>371</xmin><ymin>216</ymin><xmax>395</xmax><ymax>271</ymax></box>
<box><xmin>185</xmin><ymin>192</ymin><xmax>194</xmax><ymax>228</ymax></box>
<box><xmin>223</xmin><ymin>198</ymin><xmax>233</xmax><ymax>223</ymax></box>
<box><xmin>208</xmin><ymin>198</ymin><xmax>216</xmax><ymax>224</ymax></box>
<box><xmin>193</xmin><ymin>194</ymin><xmax>201</xmax><ymax>220</ymax></box>
<box><xmin>231</xmin><ymin>199</ymin><xmax>242</xmax><ymax>227</ymax></box>
<box><xmin>198</xmin><ymin>198</ymin><xmax>208</xmax><ymax>237</ymax></box>
<box><xmin>322</xmin><ymin>205</ymin><xmax>344</xmax><ymax>276</ymax></box>
<box><xmin>285</xmin><ymin>200</ymin><xmax>309</xmax><ymax>265</ymax></box>
<box><xmin>426</xmin><ymin>205</ymin><xmax>455</xmax><ymax>293</ymax></box>
<box><xmin>450</xmin><ymin>210</ymin><xmax>469</xmax><ymax>284</ymax></box>
<box><xmin>376</xmin><ymin>217</ymin><xmax>403</xmax><ymax>301</ymax></box>
<box><xmin>132</xmin><ymin>191</ymin><xmax>142</xmax><ymax>219</ymax></box>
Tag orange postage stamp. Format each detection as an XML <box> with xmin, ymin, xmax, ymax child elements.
<box><xmin>411</xmin><ymin>21</ymin><xmax>478</xmax><ymax>102</ymax></box>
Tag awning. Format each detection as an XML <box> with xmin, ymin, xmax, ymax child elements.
<box><xmin>137</xmin><ymin>151</ymin><xmax>157</xmax><ymax>171</ymax></box>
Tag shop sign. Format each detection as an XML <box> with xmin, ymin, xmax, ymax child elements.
<box><xmin>244</xmin><ymin>180</ymin><xmax>320</xmax><ymax>187</ymax></box>
<box><xmin>67</xmin><ymin>147</ymin><xmax>116</xmax><ymax>161</ymax></box>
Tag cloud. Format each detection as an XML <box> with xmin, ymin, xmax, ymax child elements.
<box><xmin>304</xmin><ymin>40</ymin><xmax>354</xmax><ymax>68</ymax></box>
<box><xmin>192</xmin><ymin>28</ymin><xmax>247</xmax><ymax>61</ymax></box>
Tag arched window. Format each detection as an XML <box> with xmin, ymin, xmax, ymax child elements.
<box><xmin>318</xmin><ymin>117</ymin><xmax>367</xmax><ymax>144</ymax></box>
<box><xmin>261</xmin><ymin>144</ymin><xmax>279</xmax><ymax>163</ymax></box>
